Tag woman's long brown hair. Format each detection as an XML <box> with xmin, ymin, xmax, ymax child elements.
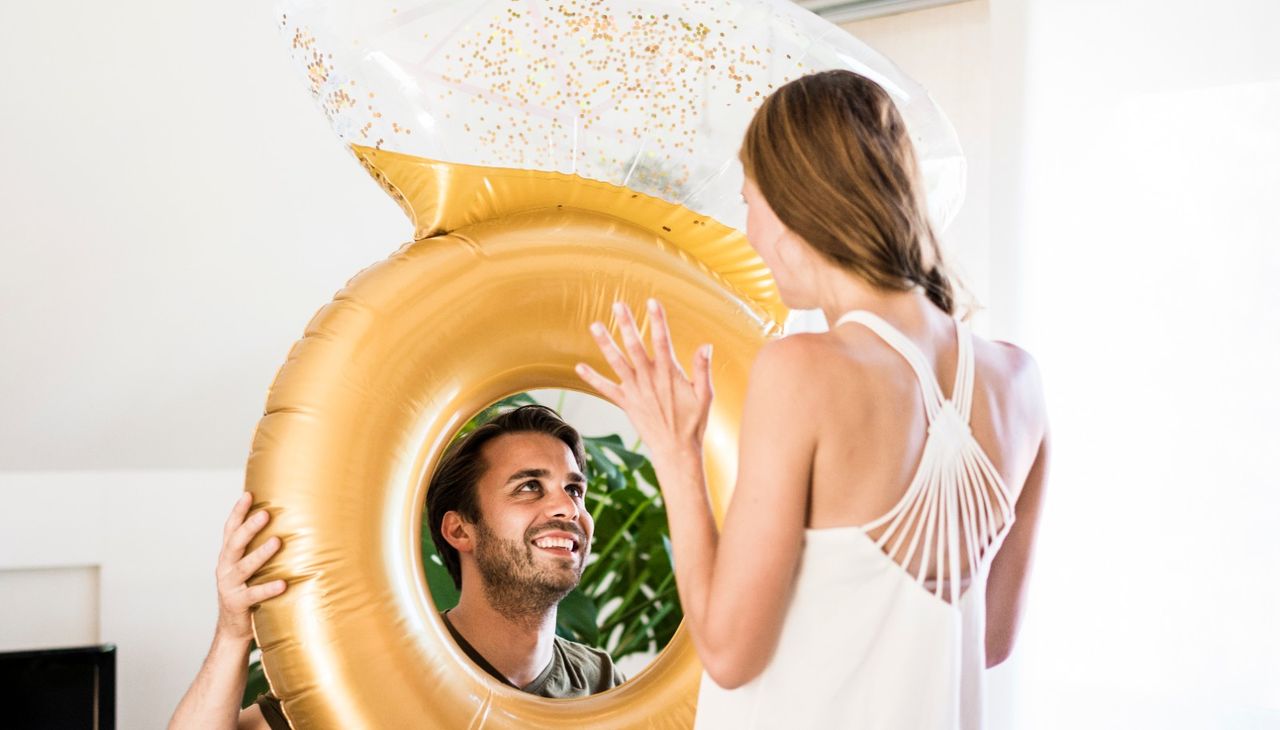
<box><xmin>740</xmin><ymin>69</ymin><xmax>957</xmax><ymax>314</ymax></box>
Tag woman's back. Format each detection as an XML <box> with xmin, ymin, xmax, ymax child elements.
<box><xmin>806</xmin><ymin>305</ymin><xmax>1044</xmax><ymax>536</ymax></box>
<box><xmin>693</xmin><ymin>302</ymin><xmax>1047</xmax><ymax>729</ymax></box>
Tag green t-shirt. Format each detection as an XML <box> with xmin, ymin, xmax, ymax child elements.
<box><xmin>256</xmin><ymin>612</ymin><xmax>623</xmax><ymax>729</ymax></box>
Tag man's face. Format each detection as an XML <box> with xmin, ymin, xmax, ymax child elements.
<box><xmin>469</xmin><ymin>432</ymin><xmax>593</xmax><ymax>608</ymax></box>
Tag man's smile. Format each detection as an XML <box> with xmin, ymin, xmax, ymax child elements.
<box><xmin>530</xmin><ymin>531</ymin><xmax>581</xmax><ymax>557</ymax></box>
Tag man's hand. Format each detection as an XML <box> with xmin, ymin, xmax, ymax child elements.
<box><xmin>169</xmin><ymin>494</ymin><xmax>286</xmax><ymax>730</ymax></box>
<box><xmin>216</xmin><ymin>492</ymin><xmax>286</xmax><ymax>641</ymax></box>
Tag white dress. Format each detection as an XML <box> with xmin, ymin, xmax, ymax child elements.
<box><xmin>694</xmin><ymin>310</ymin><xmax>1017</xmax><ymax>730</ymax></box>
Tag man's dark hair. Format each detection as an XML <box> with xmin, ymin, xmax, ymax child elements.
<box><xmin>426</xmin><ymin>404</ymin><xmax>587</xmax><ymax>589</ymax></box>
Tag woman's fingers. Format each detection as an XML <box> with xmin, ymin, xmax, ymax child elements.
<box><xmin>612</xmin><ymin>303</ymin><xmax>653</xmax><ymax>374</ymax></box>
<box><xmin>587</xmin><ymin>301</ymin><xmax>708</xmax><ymax>427</ymax></box>
<box><xmin>575</xmin><ymin>363</ymin><xmax>625</xmax><ymax>404</ymax></box>
<box><xmin>231</xmin><ymin>536</ymin><xmax>281</xmax><ymax>584</ymax></box>
<box><xmin>590</xmin><ymin>322</ymin><xmax>635</xmax><ymax>383</ymax></box>
<box><xmin>693</xmin><ymin>344</ymin><xmax>714</xmax><ymax>408</ymax></box>
<box><xmin>646</xmin><ymin>299</ymin><xmax>688</xmax><ymax>381</ymax></box>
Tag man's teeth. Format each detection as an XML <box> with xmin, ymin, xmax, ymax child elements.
<box><xmin>533</xmin><ymin>537</ymin><xmax>575</xmax><ymax>551</ymax></box>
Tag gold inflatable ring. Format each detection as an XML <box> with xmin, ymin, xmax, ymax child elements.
<box><xmin>244</xmin><ymin>148</ymin><xmax>785</xmax><ymax>728</ymax></box>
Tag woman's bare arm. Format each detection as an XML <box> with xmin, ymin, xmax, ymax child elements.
<box><xmin>578</xmin><ymin>302</ymin><xmax>820</xmax><ymax>689</ymax></box>
<box><xmin>985</xmin><ymin>422</ymin><xmax>1050</xmax><ymax>667</ymax></box>
<box><xmin>681</xmin><ymin>336</ymin><xmax>820</xmax><ymax>687</ymax></box>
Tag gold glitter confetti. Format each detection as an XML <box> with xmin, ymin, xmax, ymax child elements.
<box><xmin>275</xmin><ymin>0</ymin><xmax>949</xmax><ymax>214</ymax></box>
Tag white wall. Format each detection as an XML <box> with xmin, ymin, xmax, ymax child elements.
<box><xmin>0</xmin><ymin>0</ymin><xmax>408</xmax><ymax>471</ymax></box>
<box><xmin>0</xmin><ymin>566</ymin><xmax>100</xmax><ymax>653</ymax></box>
<box><xmin>988</xmin><ymin>0</ymin><xmax>1280</xmax><ymax>727</ymax></box>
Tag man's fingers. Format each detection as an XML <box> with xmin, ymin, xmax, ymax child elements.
<box><xmin>243</xmin><ymin>579</ymin><xmax>287</xmax><ymax>606</ymax></box>
<box><xmin>232</xmin><ymin>536</ymin><xmax>281</xmax><ymax>584</ymax></box>
<box><xmin>223</xmin><ymin>492</ymin><xmax>252</xmax><ymax>539</ymax></box>
<box><xmin>590</xmin><ymin>322</ymin><xmax>635</xmax><ymax>382</ymax></box>
<box><xmin>575</xmin><ymin>363</ymin><xmax>625</xmax><ymax>404</ymax></box>
<box><xmin>225</xmin><ymin>509</ymin><xmax>270</xmax><ymax>557</ymax></box>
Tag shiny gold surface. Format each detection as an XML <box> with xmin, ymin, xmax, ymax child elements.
<box><xmin>349</xmin><ymin>144</ymin><xmax>788</xmax><ymax>327</ymax></box>
<box><xmin>246</xmin><ymin>206</ymin><xmax>781</xmax><ymax>727</ymax></box>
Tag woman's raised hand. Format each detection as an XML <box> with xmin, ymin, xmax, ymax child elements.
<box><xmin>576</xmin><ymin>299</ymin><xmax>714</xmax><ymax>463</ymax></box>
<box><xmin>214</xmin><ymin>493</ymin><xmax>286</xmax><ymax>641</ymax></box>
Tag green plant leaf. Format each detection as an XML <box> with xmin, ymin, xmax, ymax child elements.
<box><xmin>614</xmin><ymin>600</ymin><xmax>679</xmax><ymax>657</ymax></box>
<box><xmin>421</xmin><ymin>508</ymin><xmax>460</xmax><ymax>610</ymax></box>
<box><xmin>586</xmin><ymin>434</ymin><xmax>648</xmax><ymax>471</ymax></box>
<box><xmin>242</xmin><ymin>657</ymin><xmax>269</xmax><ymax>709</ymax></box>
<box><xmin>555</xmin><ymin>588</ymin><xmax>600</xmax><ymax>645</ymax></box>
<box><xmin>423</xmin><ymin>551</ymin><xmax>460</xmax><ymax>612</ymax></box>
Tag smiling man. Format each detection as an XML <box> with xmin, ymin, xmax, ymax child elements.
<box><xmin>169</xmin><ymin>405</ymin><xmax>622</xmax><ymax>730</ymax></box>
<box><xmin>420</xmin><ymin>404</ymin><xmax>623</xmax><ymax>698</ymax></box>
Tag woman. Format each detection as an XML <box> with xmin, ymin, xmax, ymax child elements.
<box><xmin>576</xmin><ymin>70</ymin><xmax>1048</xmax><ymax>728</ymax></box>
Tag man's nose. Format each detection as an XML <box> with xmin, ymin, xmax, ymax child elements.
<box><xmin>545</xmin><ymin>485</ymin><xmax>580</xmax><ymax>520</ymax></box>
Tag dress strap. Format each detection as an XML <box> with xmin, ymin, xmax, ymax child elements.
<box><xmin>832</xmin><ymin>310</ymin><xmax>1008</xmax><ymax>605</ymax></box>
<box><xmin>951</xmin><ymin>317</ymin><xmax>976</xmax><ymax>423</ymax></box>
<box><xmin>834</xmin><ymin>310</ymin><xmax>975</xmax><ymax>422</ymax></box>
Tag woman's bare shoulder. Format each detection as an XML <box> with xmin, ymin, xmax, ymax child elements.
<box><xmin>973</xmin><ymin>336</ymin><xmax>1048</xmax><ymax>424</ymax></box>
<box><xmin>979</xmin><ymin>337</ymin><xmax>1042</xmax><ymax>385</ymax></box>
<box><xmin>750</xmin><ymin>332</ymin><xmax>893</xmax><ymax>410</ymax></box>
<box><xmin>751</xmin><ymin>335</ymin><xmax>835</xmax><ymax>393</ymax></box>
<box><xmin>755</xmin><ymin>332</ymin><xmax>885</xmax><ymax>377</ymax></box>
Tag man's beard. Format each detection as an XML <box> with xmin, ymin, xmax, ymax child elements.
<box><xmin>473</xmin><ymin>519</ymin><xmax>587</xmax><ymax>628</ymax></box>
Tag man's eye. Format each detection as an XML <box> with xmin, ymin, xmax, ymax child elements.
<box><xmin>567</xmin><ymin>484</ymin><xmax>585</xmax><ymax>498</ymax></box>
<box><xmin>519</xmin><ymin>480</ymin><xmax>542</xmax><ymax>492</ymax></box>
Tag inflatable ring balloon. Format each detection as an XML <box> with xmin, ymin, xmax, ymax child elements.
<box><xmin>247</xmin><ymin>1</ymin><xmax>966</xmax><ymax>727</ymax></box>
<box><xmin>247</xmin><ymin>172</ymin><xmax>775</xmax><ymax>728</ymax></box>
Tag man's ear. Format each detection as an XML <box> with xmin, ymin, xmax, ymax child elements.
<box><xmin>441</xmin><ymin>511</ymin><xmax>476</xmax><ymax>554</ymax></box>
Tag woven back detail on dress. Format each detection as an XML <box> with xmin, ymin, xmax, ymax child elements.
<box><xmin>835</xmin><ymin>310</ymin><xmax>1016</xmax><ymax>605</ymax></box>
